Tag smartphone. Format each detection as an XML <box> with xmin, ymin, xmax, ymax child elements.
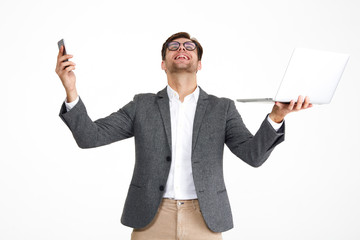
<box><xmin>57</xmin><ymin>38</ymin><xmax>68</xmax><ymax>61</ymax></box>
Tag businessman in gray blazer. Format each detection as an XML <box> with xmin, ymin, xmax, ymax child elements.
<box><xmin>55</xmin><ymin>32</ymin><xmax>312</xmax><ymax>240</ymax></box>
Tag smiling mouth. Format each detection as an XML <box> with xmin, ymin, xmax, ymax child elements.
<box><xmin>175</xmin><ymin>54</ymin><xmax>190</xmax><ymax>60</ymax></box>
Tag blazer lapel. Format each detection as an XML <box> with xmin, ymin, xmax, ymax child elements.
<box><xmin>192</xmin><ymin>87</ymin><xmax>209</xmax><ymax>151</ymax></box>
<box><xmin>156</xmin><ymin>87</ymin><xmax>172</xmax><ymax>150</ymax></box>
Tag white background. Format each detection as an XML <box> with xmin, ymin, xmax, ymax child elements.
<box><xmin>1</xmin><ymin>0</ymin><xmax>360</xmax><ymax>239</ymax></box>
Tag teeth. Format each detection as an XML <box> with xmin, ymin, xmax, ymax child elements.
<box><xmin>176</xmin><ymin>55</ymin><xmax>188</xmax><ymax>60</ymax></box>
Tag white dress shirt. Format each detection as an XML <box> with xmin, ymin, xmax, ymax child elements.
<box><xmin>64</xmin><ymin>87</ymin><xmax>283</xmax><ymax>200</ymax></box>
<box><xmin>162</xmin><ymin>85</ymin><xmax>200</xmax><ymax>200</ymax></box>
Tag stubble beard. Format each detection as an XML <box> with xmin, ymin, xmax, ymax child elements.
<box><xmin>166</xmin><ymin>60</ymin><xmax>199</xmax><ymax>74</ymax></box>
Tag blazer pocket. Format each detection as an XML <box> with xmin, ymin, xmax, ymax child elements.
<box><xmin>130</xmin><ymin>183</ymin><xmax>143</xmax><ymax>189</ymax></box>
<box><xmin>217</xmin><ymin>188</ymin><xmax>227</xmax><ymax>194</ymax></box>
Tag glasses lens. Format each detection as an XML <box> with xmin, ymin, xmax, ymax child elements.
<box><xmin>167</xmin><ymin>42</ymin><xmax>180</xmax><ymax>51</ymax></box>
<box><xmin>184</xmin><ymin>41</ymin><xmax>196</xmax><ymax>51</ymax></box>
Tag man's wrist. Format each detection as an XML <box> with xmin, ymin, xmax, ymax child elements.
<box><xmin>267</xmin><ymin>114</ymin><xmax>283</xmax><ymax>131</ymax></box>
<box><xmin>65</xmin><ymin>88</ymin><xmax>78</xmax><ymax>103</ymax></box>
<box><xmin>65</xmin><ymin>95</ymin><xmax>80</xmax><ymax>112</ymax></box>
<box><xmin>269</xmin><ymin>112</ymin><xmax>284</xmax><ymax>123</ymax></box>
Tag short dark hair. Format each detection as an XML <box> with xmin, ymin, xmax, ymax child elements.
<box><xmin>161</xmin><ymin>32</ymin><xmax>203</xmax><ymax>61</ymax></box>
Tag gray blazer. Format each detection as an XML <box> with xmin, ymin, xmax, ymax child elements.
<box><xmin>59</xmin><ymin>87</ymin><xmax>285</xmax><ymax>232</ymax></box>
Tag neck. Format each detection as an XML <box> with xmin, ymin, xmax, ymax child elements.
<box><xmin>167</xmin><ymin>72</ymin><xmax>197</xmax><ymax>102</ymax></box>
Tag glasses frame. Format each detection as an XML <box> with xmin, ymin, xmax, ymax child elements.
<box><xmin>166</xmin><ymin>41</ymin><xmax>197</xmax><ymax>51</ymax></box>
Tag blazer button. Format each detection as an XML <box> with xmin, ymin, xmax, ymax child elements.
<box><xmin>159</xmin><ymin>185</ymin><xmax>164</xmax><ymax>191</ymax></box>
<box><xmin>166</xmin><ymin>156</ymin><xmax>171</xmax><ymax>162</ymax></box>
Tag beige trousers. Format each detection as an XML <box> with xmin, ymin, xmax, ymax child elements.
<box><xmin>131</xmin><ymin>198</ymin><xmax>223</xmax><ymax>240</ymax></box>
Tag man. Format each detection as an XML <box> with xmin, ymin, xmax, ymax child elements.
<box><xmin>55</xmin><ymin>32</ymin><xmax>312</xmax><ymax>240</ymax></box>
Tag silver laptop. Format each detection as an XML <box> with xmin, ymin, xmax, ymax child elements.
<box><xmin>236</xmin><ymin>48</ymin><xmax>350</xmax><ymax>104</ymax></box>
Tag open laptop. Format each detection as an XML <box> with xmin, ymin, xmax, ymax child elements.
<box><xmin>236</xmin><ymin>48</ymin><xmax>350</xmax><ymax>104</ymax></box>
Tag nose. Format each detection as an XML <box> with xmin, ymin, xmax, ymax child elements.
<box><xmin>177</xmin><ymin>43</ymin><xmax>186</xmax><ymax>51</ymax></box>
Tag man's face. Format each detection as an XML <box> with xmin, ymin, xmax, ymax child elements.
<box><xmin>161</xmin><ymin>38</ymin><xmax>202</xmax><ymax>74</ymax></box>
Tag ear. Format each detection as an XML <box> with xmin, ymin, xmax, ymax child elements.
<box><xmin>161</xmin><ymin>60</ymin><xmax>166</xmax><ymax>71</ymax></box>
<box><xmin>197</xmin><ymin>61</ymin><xmax>202</xmax><ymax>71</ymax></box>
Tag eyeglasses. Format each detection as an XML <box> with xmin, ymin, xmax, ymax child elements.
<box><xmin>167</xmin><ymin>41</ymin><xmax>197</xmax><ymax>51</ymax></box>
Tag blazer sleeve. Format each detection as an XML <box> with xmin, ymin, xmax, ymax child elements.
<box><xmin>59</xmin><ymin>96</ymin><xmax>136</xmax><ymax>149</ymax></box>
<box><xmin>225</xmin><ymin>100</ymin><xmax>285</xmax><ymax>167</ymax></box>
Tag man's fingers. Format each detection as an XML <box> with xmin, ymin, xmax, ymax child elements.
<box><xmin>57</xmin><ymin>45</ymin><xmax>63</xmax><ymax>58</ymax></box>
<box><xmin>60</xmin><ymin>61</ymin><xmax>76</xmax><ymax>70</ymax></box>
<box><xmin>56</xmin><ymin>49</ymin><xmax>73</xmax><ymax>74</ymax></box>
<box><xmin>294</xmin><ymin>96</ymin><xmax>304</xmax><ymax>110</ymax></box>
<box><xmin>65</xmin><ymin>65</ymin><xmax>76</xmax><ymax>72</ymax></box>
<box><xmin>303</xmin><ymin>96</ymin><xmax>311</xmax><ymax>109</ymax></box>
<box><xmin>57</xmin><ymin>45</ymin><xmax>73</xmax><ymax>63</ymax></box>
<box><xmin>288</xmin><ymin>100</ymin><xmax>295</xmax><ymax>111</ymax></box>
<box><xmin>272</xmin><ymin>96</ymin><xmax>312</xmax><ymax>121</ymax></box>
<box><xmin>59</xmin><ymin>54</ymin><xmax>73</xmax><ymax>63</ymax></box>
<box><xmin>56</xmin><ymin>61</ymin><xmax>76</xmax><ymax>76</ymax></box>
<box><xmin>57</xmin><ymin>45</ymin><xmax>69</xmax><ymax>59</ymax></box>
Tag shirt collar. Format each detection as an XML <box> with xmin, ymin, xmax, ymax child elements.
<box><xmin>167</xmin><ymin>85</ymin><xmax>200</xmax><ymax>103</ymax></box>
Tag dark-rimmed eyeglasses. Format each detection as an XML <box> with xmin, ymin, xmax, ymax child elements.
<box><xmin>167</xmin><ymin>41</ymin><xmax>197</xmax><ymax>51</ymax></box>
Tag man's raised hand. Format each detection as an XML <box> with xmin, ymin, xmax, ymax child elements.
<box><xmin>55</xmin><ymin>45</ymin><xmax>78</xmax><ymax>102</ymax></box>
<box><xmin>269</xmin><ymin>96</ymin><xmax>313</xmax><ymax>123</ymax></box>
